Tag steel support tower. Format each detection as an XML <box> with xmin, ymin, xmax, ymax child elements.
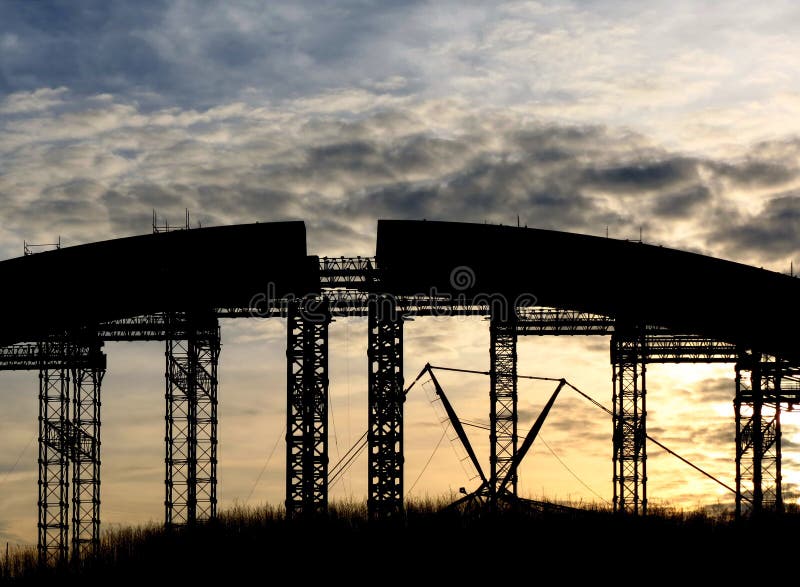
<box><xmin>70</xmin><ymin>338</ymin><xmax>105</xmax><ymax>559</ymax></box>
<box><xmin>367</xmin><ymin>296</ymin><xmax>404</xmax><ymax>519</ymax></box>
<box><xmin>611</xmin><ymin>330</ymin><xmax>647</xmax><ymax>515</ymax></box>
<box><xmin>36</xmin><ymin>337</ymin><xmax>106</xmax><ymax>564</ymax></box>
<box><xmin>165</xmin><ymin>313</ymin><xmax>220</xmax><ymax>526</ymax></box>
<box><xmin>489</xmin><ymin>316</ymin><xmax>518</xmax><ymax>503</ymax></box>
<box><xmin>285</xmin><ymin>299</ymin><xmax>331</xmax><ymax>517</ymax></box>
<box><xmin>37</xmin><ymin>341</ymin><xmax>71</xmax><ymax>565</ymax></box>
<box><xmin>735</xmin><ymin>354</ymin><xmax>784</xmax><ymax>517</ymax></box>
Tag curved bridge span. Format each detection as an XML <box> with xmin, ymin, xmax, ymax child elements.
<box><xmin>1</xmin><ymin>220</ymin><xmax>797</xmax><ymax>561</ymax></box>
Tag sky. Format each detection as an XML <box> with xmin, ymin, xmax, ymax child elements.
<box><xmin>1</xmin><ymin>0</ymin><xmax>799</xmax><ymax>545</ymax></box>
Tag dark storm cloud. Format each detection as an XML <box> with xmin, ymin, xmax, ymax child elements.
<box><xmin>708</xmin><ymin>159</ymin><xmax>798</xmax><ymax>189</ymax></box>
<box><xmin>330</xmin><ymin>129</ymin><xmax>627</xmax><ymax>233</ymax></box>
<box><xmin>709</xmin><ymin>193</ymin><xmax>800</xmax><ymax>262</ymax></box>
<box><xmin>306</xmin><ymin>141</ymin><xmax>394</xmax><ymax>185</ymax></box>
<box><xmin>389</xmin><ymin>135</ymin><xmax>474</xmax><ymax>174</ymax></box>
<box><xmin>651</xmin><ymin>185</ymin><xmax>712</xmax><ymax>219</ymax></box>
<box><xmin>299</xmin><ymin>133</ymin><xmax>476</xmax><ymax>192</ymax></box>
<box><xmin>196</xmin><ymin>186</ymin><xmax>296</xmax><ymax>220</ymax></box>
<box><xmin>581</xmin><ymin>158</ymin><xmax>701</xmax><ymax>194</ymax></box>
<box><xmin>0</xmin><ymin>1</ymin><xmax>171</xmax><ymax>98</ymax></box>
<box><xmin>509</xmin><ymin>125</ymin><xmax>611</xmax><ymax>154</ymax></box>
<box><xmin>0</xmin><ymin>0</ymin><xmax>425</xmax><ymax>109</ymax></box>
<box><xmin>1</xmin><ymin>93</ymin><xmax>799</xmax><ymax>268</ymax></box>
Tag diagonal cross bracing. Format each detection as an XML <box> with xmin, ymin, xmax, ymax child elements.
<box><xmin>165</xmin><ymin>313</ymin><xmax>220</xmax><ymax>526</ymax></box>
<box><xmin>286</xmin><ymin>299</ymin><xmax>331</xmax><ymax>517</ymax></box>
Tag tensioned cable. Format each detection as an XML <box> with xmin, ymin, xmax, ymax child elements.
<box><xmin>330</xmin><ymin>386</ymin><xmax>341</xmax><ymax>463</ymax></box>
<box><xmin>0</xmin><ymin>433</ymin><xmax>36</xmax><ymax>487</ymax></box>
<box><xmin>421</xmin><ymin>377</ymin><xmax>477</xmax><ymax>482</ymax></box>
<box><xmin>428</xmin><ymin>365</ymin><xmax>740</xmax><ymax>498</ymax></box>
<box><xmin>246</xmin><ymin>424</ymin><xmax>285</xmax><ymax>503</ymax></box>
<box><xmin>429</xmin><ymin>365</ymin><xmax>562</xmax><ymax>382</ymax></box>
<box><xmin>407</xmin><ymin>426</ymin><xmax>450</xmax><ymax>496</ymax></box>
<box><xmin>329</xmin><ymin>441</ymin><xmax>366</xmax><ymax>489</ymax></box>
<box><xmin>538</xmin><ymin>434</ymin><xmax>610</xmax><ymax>504</ymax></box>
<box><xmin>563</xmin><ymin>381</ymin><xmax>740</xmax><ymax>496</ymax></box>
<box><xmin>460</xmin><ymin>420</ymin><xmax>490</xmax><ymax>431</ymax></box>
<box><xmin>345</xmin><ymin>319</ymin><xmax>353</xmax><ymax>495</ymax></box>
<box><xmin>329</xmin><ymin>431</ymin><xmax>368</xmax><ymax>488</ymax></box>
<box><xmin>330</xmin><ymin>430</ymin><xmax>367</xmax><ymax>477</ymax></box>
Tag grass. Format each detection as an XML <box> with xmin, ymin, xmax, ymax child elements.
<box><xmin>2</xmin><ymin>498</ymin><xmax>798</xmax><ymax>584</ymax></box>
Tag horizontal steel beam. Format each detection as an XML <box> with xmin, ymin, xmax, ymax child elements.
<box><xmin>319</xmin><ymin>257</ymin><xmax>379</xmax><ymax>289</ymax></box>
<box><xmin>97</xmin><ymin>315</ymin><xmax>172</xmax><ymax>341</ymax></box>
<box><xmin>513</xmin><ymin>308</ymin><xmax>615</xmax><ymax>334</ymax></box>
<box><xmin>613</xmin><ymin>334</ymin><xmax>739</xmax><ymax>364</ymax></box>
<box><xmin>97</xmin><ymin>315</ymin><xmax>214</xmax><ymax>341</ymax></box>
<box><xmin>0</xmin><ymin>343</ymin><xmax>106</xmax><ymax>371</ymax></box>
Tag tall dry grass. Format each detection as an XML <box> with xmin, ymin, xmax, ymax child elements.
<box><xmin>1</xmin><ymin>498</ymin><xmax>797</xmax><ymax>583</ymax></box>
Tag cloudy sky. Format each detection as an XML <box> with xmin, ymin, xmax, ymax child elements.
<box><xmin>1</xmin><ymin>1</ymin><xmax>799</xmax><ymax>545</ymax></box>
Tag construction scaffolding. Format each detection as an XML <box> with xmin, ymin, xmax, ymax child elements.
<box><xmin>367</xmin><ymin>297</ymin><xmax>404</xmax><ymax>519</ymax></box>
<box><xmin>285</xmin><ymin>299</ymin><xmax>331</xmax><ymax>517</ymax></box>
<box><xmin>165</xmin><ymin>313</ymin><xmax>220</xmax><ymax>526</ymax></box>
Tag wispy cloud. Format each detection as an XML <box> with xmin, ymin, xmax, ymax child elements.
<box><xmin>1</xmin><ymin>91</ymin><xmax>797</xmax><ymax>267</ymax></box>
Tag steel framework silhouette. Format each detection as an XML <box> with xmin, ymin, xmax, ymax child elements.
<box><xmin>0</xmin><ymin>219</ymin><xmax>798</xmax><ymax>561</ymax></box>
<box><xmin>165</xmin><ymin>313</ymin><xmax>220</xmax><ymax>526</ymax></box>
<box><xmin>286</xmin><ymin>300</ymin><xmax>330</xmax><ymax>517</ymax></box>
<box><xmin>489</xmin><ymin>317</ymin><xmax>518</xmax><ymax>501</ymax></box>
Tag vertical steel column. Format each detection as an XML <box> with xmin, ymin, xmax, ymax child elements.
<box><xmin>763</xmin><ymin>357</ymin><xmax>783</xmax><ymax>513</ymax></box>
<box><xmin>771</xmin><ymin>403</ymin><xmax>782</xmax><ymax>512</ymax></box>
<box><xmin>165</xmin><ymin>332</ymin><xmax>193</xmax><ymax>526</ymax></box>
<box><xmin>735</xmin><ymin>355</ymin><xmax>781</xmax><ymax>517</ymax></box>
<box><xmin>194</xmin><ymin>318</ymin><xmax>220</xmax><ymax>523</ymax></box>
<box><xmin>37</xmin><ymin>341</ymin><xmax>70</xmax><ymax>565</ymax></box>
<box><xmin>286</xmin><ymin>299</ymin><xmax>331</xmax><ymax>518</ymax></box>
<box><xmin>611</xmin><ymin>331</ymin><xmax>647</xmax><ymax>515</ymax></box>
<box><xmin>71</xmin><ymin>339</ymin><xmax>105</xmax><ymax>559</ymax></box>
<box><xmin>165</xmin><ymin>313</ymin><xmax>220</xmax><ymax>526</ymax></box>
<box><xmin>367</xmin><ymin>296</ymin><xmax>404</xmax><ymax>519</ymax></box>
<box><xmin>489</xmin><ymin>317</ymin><xmax>518</xmax><ymax>503</ymax></box>
<box><xmin>734</xmin><ymin>364</ymin><xmax>744</xmax><ymax>518</ymax></box>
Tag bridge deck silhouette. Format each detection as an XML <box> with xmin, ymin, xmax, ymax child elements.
<box><xmin>0</xmin><ymin>220</ymin><xmax>797</xmax><ymax>562</ymax></box>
